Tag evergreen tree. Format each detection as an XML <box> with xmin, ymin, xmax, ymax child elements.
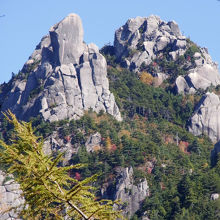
<box><xmin>0</xmin><ymin>111</ymin><xmax>122</xmax><ymax>220</ymax></box>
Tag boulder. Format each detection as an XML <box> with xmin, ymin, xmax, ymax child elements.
<box><xmin>0</xmin><ymin>13</ymin><xmax>122</xmax><ymax>122</ymax></box>
<box><xmin>175</xmin><ymin>75</ymin><xmax>196</xmax><ymax>94</ymax></box>
<box><xmin>167</xmin><ymin>21</ymin><xmax>181</xmax><ymax>37</ymax></box>
<box><xmin>211</xmin><ymin>193</ymin><xmax>219</xmax><ymax>200</ymax></box>
<box><xmin>130</xmin><ymin>51</ymin><xmax>150</xmax><ymax>72</ymax></box>
<box><xmin>85</xmin><ymin>132</ymin><xmax>102</xmax><ymax>152</ymax></box>
<box><xmin>176</xmin><ymin>64</ymin><xmax>220</xmax><ymax>94</ymax></box>
<box><xmin>153</xmin><ymin>72</ymin><xmax>168</xmax><ymax>86</ymax></box>
<box><xmin>189</xmin><ymin>64</ymin><xmax>220</xmax><ymax>89</ymax></box>
<box><xmin>156</xmin><ymin>36</ymin><xmax>170</xmax><ymax>51</ymax></box>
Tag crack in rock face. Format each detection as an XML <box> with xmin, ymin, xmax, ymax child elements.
<box><xmin>0</xmin><ymin>13</ymin><xmax>122</xmax><ymax>122</ymax></box>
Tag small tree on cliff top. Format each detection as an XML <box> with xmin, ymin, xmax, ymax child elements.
<box><xmin>0</xmin><ymin>111</ymin><xmax>122</xmax><ymax>220</ymax></box>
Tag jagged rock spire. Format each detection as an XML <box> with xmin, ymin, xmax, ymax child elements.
<box><xmin>0</xmin><ymin>14</ymin><xmax>122</xmax><ymax>122</ymax></box>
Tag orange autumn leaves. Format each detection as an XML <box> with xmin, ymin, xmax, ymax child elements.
<box><xmin>140</xmin><ymin>71</ymin><xmax>154</xmax><ymax>85</ymax></box>
<box><xmin>105</xmin><ymin>136</ymin><xmax>117</xmax><ymax>152</ymax></box>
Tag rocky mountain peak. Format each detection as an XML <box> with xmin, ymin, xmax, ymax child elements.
<box><xmin>114</xmin><ymin>15</ymin><xmax>182</xmax><ymax>61</ymax></box>
<box><xmin>0</xmin><ymin>14</ymin><xmax>122</xmax><ymax>122</ymax></box>
<box><xmin>111</xmin><ymin>15</ymin><xmax>220</xmax><ymax>94</ymax></box>
<box><xmin>49</xmin><ymin>13</ymin><xmax>84</xmax><ymax>66</ymax></box>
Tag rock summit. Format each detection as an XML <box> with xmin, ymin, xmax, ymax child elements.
<box><xmin>0</xmin><ymin>14</ymin><xmax>121</xmax><ymax>122</ymax></box>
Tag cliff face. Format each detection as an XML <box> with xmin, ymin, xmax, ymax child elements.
<box><xmin>189</xmin><ymin>92</ymin><xmax>220</xmax><ymax>143</ymax></box>
<box><xmin>101</xmin><ymin>167</ymin><xmax>149</xmax><ymax>218</ymax></box>
<box><xmin>0</xmin><ymin>14</ymin><xmax>121</xmax><ymax>122</ymax></box>
<box><xmin>113</xmin><ymin>167</ymin><xmax>149</xmax><ymax>218</ymax></box>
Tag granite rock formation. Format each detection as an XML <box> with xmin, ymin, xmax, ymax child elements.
<box><xmin>175</xmin><ymin>58</ymin><xmax>220</xmax><ymax>94</ymax></box>
<box><xmin>42</xmin><ymin>131</ymin><xmax>103</xmax><ymax>166</ymax></box>
<box><xmin>85</xmin><ymin>132</ymin><xmax>102</xmax><ymax>152</ymax></box>
<box><xmin>0</xmin><ymin>14</ymin><xmax>121</xmax><ymax>122</ymax></box>
<box><xmin>0</xmin><ymin>171</ymin><xmax>24</xmax><ymax>220</ymax></box>
<box><xmin>189</xmin><ymin>92</ymin><xmax>220</xmax><ymax>143</ymax></box>
<box><xmin>42</xmin><ymin>131</ymin><xmax>80</xmax><ymax>166</ymax></box>
<box><xmin>102</xmin><ymin>167</ymin><xmax>149</xmax><ymax>218</ymax></box>
<box><xmin>114</xmin><ymin>167</ymin><xmax>149</xmax><ymax>218</ymax></box>
<box><xmin>113</xmin><ymin>15</ymin><xmax>220</xmax><ymax>94</ymax></box>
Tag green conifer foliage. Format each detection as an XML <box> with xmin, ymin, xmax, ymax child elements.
<box><xmin>0</xmin><ymin>111</ymin><xmax>122</xmax><ymax>220</ymax></box>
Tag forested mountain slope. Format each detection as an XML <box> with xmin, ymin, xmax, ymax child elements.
<box><xmin>1</xmin><ymin>14</ymin><xmax>220</xmax><ymax>220</ymax></box>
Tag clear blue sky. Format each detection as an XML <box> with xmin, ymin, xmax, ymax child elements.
<box><xmin>1</xmin><ymin>0</ymin><xmax>220</xmax><ymax>84</ymax></box>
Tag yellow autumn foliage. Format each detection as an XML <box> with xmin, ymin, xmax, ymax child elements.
<box><xmin>0</xmin><ymin>111</ymin><xmax>123</xmax><ymax>220</ymax></box>
<box><xmin>140</xmin><ymin>72</ymin><xmax>154</xmax><ymax>85</ymax></box>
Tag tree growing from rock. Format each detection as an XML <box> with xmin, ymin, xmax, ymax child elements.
<box><xmin>0</xmin><ymin>111</ymin><xmax>122</xmax><ymax>220</ymax></box>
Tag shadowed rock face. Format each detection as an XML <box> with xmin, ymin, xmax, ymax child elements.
<box><xmin>114</xmin><ymin>15</ymin><xmax>220</xmax><ymax>94</ymax></box>
<box><xmin>113</xmin><ymin>167</ymin><xmax>149</xmax><ymax>218</ymax></box>
<box><xmin>102</xmin><ymin>167</ymin><xmax>149</xmax><ymax>218</ymax></box>
<box><xmin>211</xmin><ymin>141</ymin><xmax>220</xmax><ymax>166</ymax></box>
<box><xmin>0</xmin><ymin>14</ymin><xmax>121</xmax><ymax>122</ymax></box>
<box><xmin>189</xmin><ymin>92</ymin><xmax>220</xmax><ymax>143</ymax></box>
